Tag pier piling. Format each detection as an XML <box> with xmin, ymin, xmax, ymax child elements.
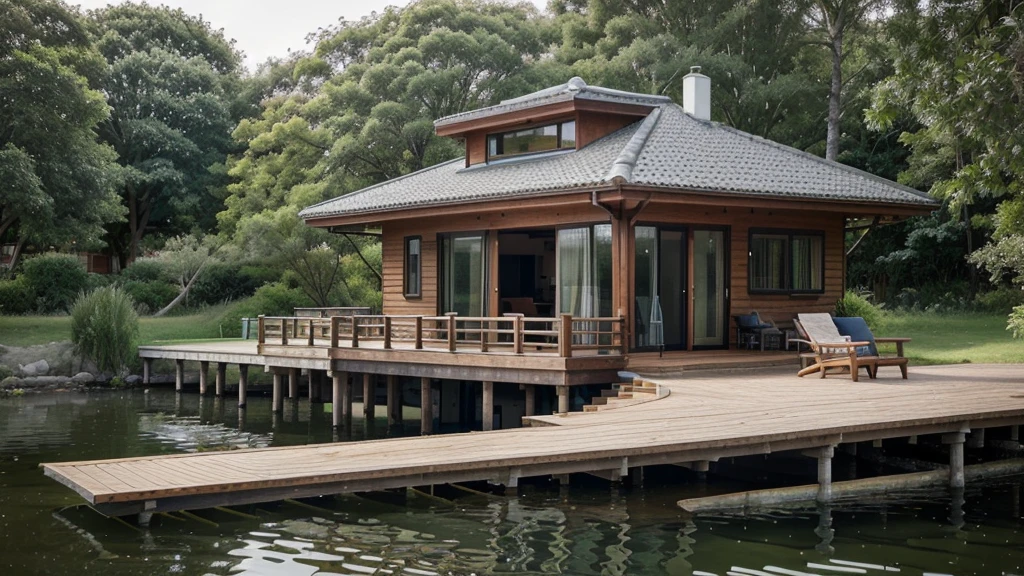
<box><xmin>215</xmin><ymin>363</ymin><xmax>225</xmax><ymax>396</ymax></box>
<box><xmin>944</xmin><ymin>431</ymin><xmax>967</xmax><ymax>489</ymax></box>
<box><xmin>272</xmin><ymin>373</ymin><xmax>283</xmax><ymax>413</ymax></box>
<box><xmin>288</xmin><ymin>368</ymin><xmax>299</xmax><ymax>399</ymax></box>
<box><xmin>174</xmin><ymin>360</ymin><xmax>184</xmax><ymax>392</ymax></box>
<box><xmin>238</xmin><ymin>364</ymin><xmax>248</xmax><ymax>408</ymax></box>
<box><xmin>482</xmin><ymin>381</ymin><xmax>494</xmax><ymax>431</ymax></box>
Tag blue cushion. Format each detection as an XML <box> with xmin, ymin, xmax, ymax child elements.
<box><xmin>832</xmin><ymin>316</ymin><xmax>878</xmax><ymax>357</ymax></box>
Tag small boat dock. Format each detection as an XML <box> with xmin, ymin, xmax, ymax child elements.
<box><xmin>43</xmin><ymin>364</ymin><xmax>1024</xmax><ymax>521</ymax></box>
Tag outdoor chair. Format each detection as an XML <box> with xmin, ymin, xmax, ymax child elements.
<box><xmin>833</xmin><ymin>316</ymin><xmax>911</xmax><ymax>379</ymax></box>
<box><xmin>795</xmin><ymin>313</ymin><xmax>876</xmax><ymax>382</ymax></box>
<box><xmin>734</xmin><ymin>311</ymin><xmax>778</xmax><ymax>351</ymax></box>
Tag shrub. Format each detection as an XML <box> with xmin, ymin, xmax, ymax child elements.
<box><xmin>834</xmin><ymin>290</ymin><xmax>882</xmax><ymax>329</ymax></box>
<box><xmin>215</xmin><ymin>283</ymin><xmax>314</xmax><ymax>338</ymax></box>
<box><xmin>975</xmin><ymin>286</ymin><xmax>1024</xmax><ymax>314</ymax></box>
<box><xmin>122</xmin><ymin>280</ymin><xmax>178</xmax><ymax>315</ymax></box>
<box><xmin>0</xmin><ymin>364</ymin><xmax>12</xmax><ymax>380</ymax></box>
<box><xmin>1009</xmin><ymin>305</ymin><xmax>1024</xmax><ymax>340</ymax></box>
<box><xmin>120</xmin><ymin>259</ymin><xmax>169</xmax><ymax>283</ymax></box>
<box><xmin>70</xmin><ymin>285</ymin><xmax>139</xmax><ymax>376</ymax></box>
<box><xmin>0</xmin><ymin>276</ymin><xmax>33</xmax><ymax>314</ymax></box>
<box><xmin>85</xmin><ymin>273</ymin><xmax>113</xmax><ymax>293</ymax></box>
<box><xmin>22</xmin><ymin>253</ymin><xmax>88</xmax><ymax>312</ymax></box>
<box><xmin>190</xmin><ymin>262</ymin><xmax>264</xmax><ymax>305</ymax></box>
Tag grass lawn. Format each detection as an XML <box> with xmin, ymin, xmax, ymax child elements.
<box><xmin>878</xmin><ymin>312</ymin><xmax>1024</xmax><ymax>365</ymax></box>
<box><xmin>1</xmin><ymin>308</ymin><xmax>1021</xmax><ymax>365</ymax></box>
<box><xmin>0</xmin><ymin>304</ymin><xmax>239</xmax><ymax>347</ymax></box>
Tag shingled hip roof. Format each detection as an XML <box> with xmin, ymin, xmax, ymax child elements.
<box><xmin>300</xmin><ymin>102</ymin><xmax>936</xmax><ymax>220</ymax></box>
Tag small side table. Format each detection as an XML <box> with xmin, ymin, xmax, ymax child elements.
<box><xmin>760</xmin><ymin>328</ymin><xmax>783</xmax><ymax>351</ymax></box>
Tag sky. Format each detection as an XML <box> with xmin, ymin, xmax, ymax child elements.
<box><xmin>72</xmin><ymin>0</ymin><xmax>549</xmax><ymax>70</ymax></box>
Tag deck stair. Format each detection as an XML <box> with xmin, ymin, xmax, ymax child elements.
<box><xmin>583</xmin><ymin>378</ymin><xmax>665</xmax><ymax>412</ymax></box>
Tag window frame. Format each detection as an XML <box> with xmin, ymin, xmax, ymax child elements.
<box><xmin>747</xmin><ymin>228</ymin><xmax>825</xmax><ymax>295</ymax></box>
<box><xmin>403</xmin><ymin>235</ymin><xmax>422</xmax><ymax>299</ymax></box>
<box><xmin>485</xmin><ymin>119</ymin><xmax>577</xmax><ymax>162</ymax></box>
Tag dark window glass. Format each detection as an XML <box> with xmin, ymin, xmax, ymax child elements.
<box><xmin>486</xmin><ymin>120</ymin><xmax>577</xmax><ymax>161</ymax></box>
<box><xmin>749</xmin><ymin>230</ymin><xmax>824</xmax><ymax>293</ymax></box>
<box><xmin>405</xmin><ymin>236</ymin><xmax>421</xmax><ymax>298</ymax></box>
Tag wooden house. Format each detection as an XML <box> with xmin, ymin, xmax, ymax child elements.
<box><xmin>299</xmin><ymin>71</ymin><xmax>936</xmax><ymax>356</ymax></box>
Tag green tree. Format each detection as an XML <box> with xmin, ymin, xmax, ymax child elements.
<box><xmin>0</xmin><ymin>0</ymin><xmax>122</xmax><ymax>270</ymax></box>
<box><xmin>88</xmin><ymin>3</ymin><xmax>244</xmax><ymax>264</ymax></box>
<box><xmin>870</xmin><ymin>0</ymin><xmax>1024</xmax><ymax>315</ymax></box>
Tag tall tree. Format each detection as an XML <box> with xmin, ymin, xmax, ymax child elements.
<box><xmin>0</xmin><ymin>0</ymin><xmax>122</xmax><ymax>270</ymax></box>
<box><xmin>806</xmin><ymin>0</ymin><xmax>887</xmax><ymax>160</ymax></box>
<box><xmin>88</xmin><ymin>3</ymin><xmax>244</xmax><ymax>264</ymax></box>
<box><xmin>870</xmin><ymin>0</ymin><xmax>1024</xmax><ymax>315</ymax></box>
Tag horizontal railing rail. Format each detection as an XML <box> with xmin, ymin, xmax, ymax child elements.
<box><xmin>258</xmin><ymin>313</ymin><xmax>626</xmax><ymax>358</ymax></box>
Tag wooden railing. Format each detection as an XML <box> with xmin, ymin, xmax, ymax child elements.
<box><xmin>257</xmin><ymin>314</ymin><xmax>627</xmax><ymax>358</ymax></box>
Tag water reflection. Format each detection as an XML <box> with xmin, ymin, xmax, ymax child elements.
<box><xmin>2</xmin><ymin>390</ymin><xmax>1024</xmax><ymax>576</ymax></box>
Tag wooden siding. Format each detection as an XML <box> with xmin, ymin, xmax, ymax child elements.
<box><xmin>631</xmin><ymin>203</ymin><xmax>845</xmax><ymax>346</ymax></box>
<box><xmin>575</xmin><ymin>110</ymin><xmax>638</xmax><ymax>149</ymax></box>
<box><xmin>381</xmin><ymin>203</ymin><xmax>613</xmax><ymax>316</ymax></box>
<box><xmin>381</xmin><ymin>199</ymin><xmax>844</xmax><ymax>347</ymax></box>
<box><xmin>465</xmin><ymin>131</ymin><xmax>486</xmax><ymax>166</ymax></box>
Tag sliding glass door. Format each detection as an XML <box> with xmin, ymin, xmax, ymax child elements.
<box><xmin>692</xmin><ymin>229</ymin><xmax>727</xmax><ymax>347</ymax></box>
<box><xmin>440</xmin><ymin>233</ymin><xmax>486</xmax><ymax>317</ymax></box>
<box><xmin>557</xmin><ymin>224</ymin><xmax>612</xmax><ymax>318</ymax></box>
<box><xmin>634</xmin><ymin>226</ymin><xmax>687</xmax><ymax>350</ymax></box>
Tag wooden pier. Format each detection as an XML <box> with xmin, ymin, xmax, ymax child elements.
<box><xmin>43</xmin><ymin>364</ymin><xmax>1024</xmax><ymax>520</ymax></box>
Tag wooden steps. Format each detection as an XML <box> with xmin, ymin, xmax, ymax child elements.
<box><xmin>582</xmin><ymin>378</ymin><xmax>665</xmax><ymax>412</ymax></box>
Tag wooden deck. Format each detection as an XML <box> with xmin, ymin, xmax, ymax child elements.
<box><xmin>43</xmin><ymin>364</ymin><xmax>1024</xmax><ymax>517</ymax></box>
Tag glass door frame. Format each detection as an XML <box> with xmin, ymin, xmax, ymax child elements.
<box><xmin>437</xmin><ymin>231</ymin><xmax>489</xmax><ymax>317</ymax></box>
<box><xmin>632</xmin><ymin>223</ymin><xmax>689</xmax><ymax>352</ymax></box>
<box><xmin>631</xmin><ymin>222</ymin><xmax>731</xmax><ymax>352</ymax></box>
<box><xmin>690</xmin><ymin>225</ymin><xmax>731</xmax><ymax>351</ymax></box>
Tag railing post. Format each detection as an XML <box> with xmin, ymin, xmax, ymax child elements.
<box><xmin>447</xmin><ymin>314</ymin><xmax>457</xmax><ymax>352</ymax></box>
<box><xmin>414</xmin><ymin>316</ymin><xmax>423</xmax><ymax>349</ymax></box>
<box><xmin>513</xmin><ymin>315</ymin><xmax>524</xmax><ymax>355</ymax></box>
<box><xmin>331</xmin><ymin>316</ymin><xmax>340</xmax><ymax>348</ymax></box>
<box><xmin>307</xmin><ymin>319</ymin><xmax>315</xmax><ymax>346</ymax></box>
<box><xmin>383</xmin><ymin>316</ymin><xmax>393</xmax><ymax>350</ymax></box>
<box><xmin>257</xmin><ymin>315</ymin><xmax>265</xmax><ymax>345</ymax></box>
<box><xmin>351</xmin><ymin>316</ymin><xmax>360</xmax><ymax>348</ymax></box>
<box><xmin>619</xmin><ymin>316</ymin><xmax>628</xmax><ymax>355</ymax></box>
<box><xmin>480</xmin><ymin>319</ymin><xmax>488</xmax><ymax>352</ymax></box>
<box><xmin>559</xmin><ymin>314</ymin><xmax>573</xmax><ymax>358</ymax></box>
<box><xmin>291</xmin><ymin>318</ymin><xmax>298</xmax><ymax>341</ymax></box>
<box><xmin>281</xmin><ymin>317</ymin><xmax>288</xmax><ymax>345</ymax></box>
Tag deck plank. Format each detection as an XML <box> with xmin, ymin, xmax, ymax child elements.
<box><xmin>42</xmin><ymin>364</ymin><xmax>1024</xmax><ymax>511</ymax></box>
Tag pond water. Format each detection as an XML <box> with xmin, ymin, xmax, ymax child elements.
<box><xmin>1</xmin><ymin>389</ymin><xmax>1022</xmax><ymax>576</ymax></box>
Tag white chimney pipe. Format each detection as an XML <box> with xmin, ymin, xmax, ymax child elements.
<box><xmin>682</xmin><ymin>66</ymin><xmax>711</xmax><ymax>121</ymax></box>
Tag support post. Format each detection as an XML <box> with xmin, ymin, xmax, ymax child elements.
<box><xmin>341</xmin><ymin>372</ymin><xmax>352</xmax><ymax>420</ymax></box>
<box><xmin>524</xmin><ymin>384</ymin><xmax>535</xmax><ymax>417</ymax></box>
<box><xmin>272</xmin><ymin>372</ymin><xmax>283</xmax><ymax>413</ymax></box>
<box><xmin>174</xmin><ymin>359</ymin><xmax>184</xmax><ymax>392</ymax></box>
<box><xmin>309</xmin><ymin>370</ymin><xmax>321</xmax><ymax>403</ymax></box>
<box><xmin>288</xmin><ymin>368</ymin><xmax>299</xmax><ymax>399</ymax></box>
<box><xmin>386</xmin><ymin>375</ymin><xmax>400</xmax><ymax>426</ymax></box>
<box><xmin>332</xmin><ymin>371</ymin><xmax>347</xmax><ymax>428</ymax></box>
<box><xmin>482</xmin><ymin>381</ymin><xmax>494</xmax><ymax>431</ymax></box>
<box><xmin>944</xmin><ymin>431</ymin><xmax>967</xmax><ymax>489</ymax></box>
<box><xmin>142</xmin><ymin>358</ymin><xmax>152</xmax><ymax>384</ymax></box>
<box><xmin>558</xmin><ymin>314</ymin><xmax>573</xmax><ymax>358</ymax></box>
<box><xmin>215</xmin><ymin>362</ymin><xmax>226</xmax><ymax>396</ymax></box>
<box><xmin>420</xmin><ymin>377</ymin><xmax>433</xmax><ymax>435</ymax></box>
<box><xmin>816</xmin><ymin>446</ymin><xmax>834</xmax><ymax>503</ymax></box>
<box><xmin>1011</xmin><ymin>425</ymin><xmax>1020</xmax><ymax>447</ymax></box>
<box><xmin>238</xmin><ymin>364</ymin><xmax>248</xmax><ymax>408</ymax></box>
<box><xmin>363</xmin><ymin>373</ymin><xmax>375</xmax><ymax>419</ymax></box>
<box><xmin>198</xmin><ymin>361</ymin><xmax>209</xmax><ymax>395</ymax></box>
<box><xmin>557</xmin><ymin>385</ymin><xmax>569</xmax><ymax>414</ymax></box>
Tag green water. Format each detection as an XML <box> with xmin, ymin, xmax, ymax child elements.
<box><xmin>1</xmin><ymin>390</ymin><xmax>1023</xmax><ymax>576</ymax></box>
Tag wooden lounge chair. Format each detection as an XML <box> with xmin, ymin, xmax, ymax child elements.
<box><xmin>795</xmin><ymin>313</ymin><xmax>876</xmax><ymax>382</ymax></box>
<box><xmin>832</xmin><ymin>316</ymin><xmax>910</xmax><ymax>379</ymax></box>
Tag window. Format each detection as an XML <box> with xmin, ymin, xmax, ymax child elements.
<box><xmin>404</xmin><ymin>236</ymin><xmax>421</xmax><ymax>298</ymax></box>
<box><xmin>749</xmin><ymin>229</ymin><xmax>824</xmax><ymax>293</ymax></box>
<box><xmin>486</xmin><ymin>120</ymin><xmax>576</xmax><ymax>161</ymax></box>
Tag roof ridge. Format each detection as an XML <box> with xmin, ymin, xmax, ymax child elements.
<box><xmin>298</xmin><ymin>157</ymin><xmax>465</xmax><ymax>217</ymax></box>
<box><xmin>694</xmin><ymin>109</ymin><xmax>935</xmax><ymax>203</ymax></box>
<box><xmin>604</xmin><ymin>106</ymin><xmax>663</xmax><ymax>184</ymax></box>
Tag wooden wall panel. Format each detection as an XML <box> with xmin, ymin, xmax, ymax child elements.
<box><xmin>465</xmin><ymin>131</ymin><xmax>486</xmax><ymax>166</ymax></box>
<box><xmin>635</xmin><ymin>203</ymin><xmax>846</xmax><ymax>347</ymax></box>
<box><xmin>575</xmin><ymin>110</ymin><xmax>640</xmax><ymax>149</ymax></box>
<box><xmin>379</xmin><ymin>198</ymin><xmax>845</xmax><ymax>348</ymax></box>
<box><xmin>381</xmin><ymin>203</ymin><xmax>613</xmax><ymax>316</ymax></box>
